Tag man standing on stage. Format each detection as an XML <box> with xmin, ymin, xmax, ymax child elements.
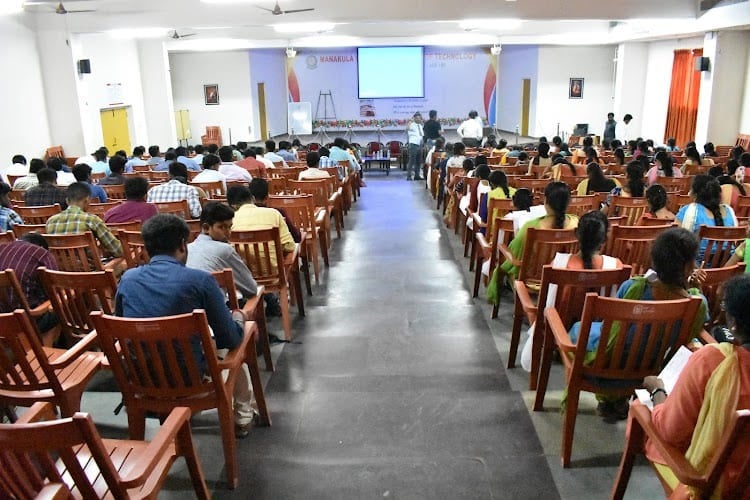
<box><xmin>423</xmin><ymin>110</ymin><xmax>442</xmax><ymax>152</ymax></box>
<box><xmin>457</xmin><ymin>110</ymin><xmax>483</xmax><ymax>148</ymax></box>
<box><xmin>603</xmin><ymin>112</ymin><xmax>617</xmax><ymax>146</ymax></box>
<box><xmin>406</xmin><ymin>112</ymin><xmax>424</xmax><ymax>181</ymax></box>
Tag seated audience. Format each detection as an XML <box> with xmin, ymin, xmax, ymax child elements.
<box><xmin>277</xmin><ymin>141</ymin><xmax>296</xmax><ymax>163</ymax></box>
<box><xmin>726</xmin><ymin>223</ymin><xmax>750</xmax><ymax>272</ymax></box>
<box><xmin>299</xmin><ymin>152</ymin><xmax>331</xmax><ymax>180</ymax></box>
<box><xmin>576</xmin><ymin>162</ymin><xmax>617</xmax><ymax>195</ymax></box>
<box><xmin>234</xmin><ymin>179</ymin><xmax>301</xmax><ymax>243</ymax></box>
<box><xmin>717</xmin><ymin>159</ymin><xmax>746</xmax><ymax>209</ymax></box>
<box><xmin>146</xmin><ymin>145</ymin><xmax>163</xmax><ymax>167</ymax></box>
<box><xmin>104</xmin><ymin>176</ymin><xmax>158</xmax><ymax>224</ymax></box>
<box><xmin>0</xmin><ymin>182</ymin><xmax>23</xmax><ymax>231</ymax></box>
<box><xmin>175</xmin><ymin>146</ymin><xmax>201</xmax><ymax>172</ymax></box>
<box><xmin>187</xmin><ymin>201</ymin><xmax>258</xmax><ymax>300</ymax></box>
<box><xmin>640</xmin><ymin>184</ymin><xmax>675</xmax><ymax>222</ymax></box>
<box><xmin>263</xmin><ymin>140</ymin><xmax>288</xmax><ymax>167</ymax></box>
<box><xmin>191</xmin><ymin>144</ymin><xmax>205</xmax><ymax>166</ymax></box>
<box><xmin>46</xmin><ymin>157</ymin><xmax>76</xmax><ymax>186</ymax></box>
<box><xmin>254</xmin><ymin>146</ymin><xmax>275</xmax><ymax>171</ymax></box>
<box><xmin>235</xmin><ymin>148</ymin><xmax>267</xmax><ymax>179</ymax></box>
<box><xmin>192</xmin><ymin>153</ymin><xmax>227</xmax><ymax>189</ymax></box>
<box><xmin>329</xmin><ymin>138</ymin><xmax>361</xmax><ymax>173</ymax></box>
<box><xmin>13</xmin><ymin>158</ymin><xmax>44</xmax><ymax>190</ymax></box>
<box><xmin>218</xmin><ymin>146</ymin><xmax>252</xmax><ymax>182</ymax></box>
<box><xmin>2</xmin><ymin>154</ymin><xmax>29</xmax><ymax>181</ymax></box>
<box><xmin>89</xmin><ymin>148</ymin><xmax>110</xmax><ymax>176</ymax></box>
<box><xmin>72</xmin><ymin>163</ymin><xmax>107</xmax><ymax>203</ymax></box>
<box><xmin>124</xmin><ymin>146</ymin><xmax>147</xmax><ymax>173</ymax></box>
<box><xmin>23</xmin><ymin>167</ymin><xmax>68</xmax><ymax>209</ymax></box>
<box><xmin>146</xmin><ymin>162</ymin><xmax>202</xmax><ymax>219</ymax></box>
<box><xmin>702</xmin><ymin>141</ymin><xmax>717</xmax><ymax>158</ymax></box>
<box><xmin>664</xmin><ymin>137</ymin><xmax>680</xmax><ymax>152</ymax></box>
<box><xmin>604</xmin><ymin>161</ymin><xmax>646</xmax><ymax>213</ymax></box>
<box><xmin>530</xmin><ymin>142</ymin><xmax>552</xmax><ymax>169</ymax></box>
<box><xmin>45</xmin><ymin>182</ymin><xmax>123</xmax><ymax>258</ymax></box>
<box><xmin>153</xmin><ymin>151</ymin><xmax>177</xmax><ymax>172</ymax></box>
<box><xmin>640</xmin><ymin>274</ymin><xmax>750</xmax><ymax>495</ymax></box>
<box><xmin>682</xmin><ymin>146</ymin><xmax>713</xmax><ymax>172</ymax></box>
<box><xmin>116</xmin><ymin>213</ymin><xmax>260</xmax><ymax>435</ymax></box>
<box><xmin>99</xmin><ymin>155</ymin><xmax>127</xmax><ymax>185</ymax></box>
<box><xmin>647</xmin><ymin>151</ymin><xmax>682</xmax><ymax>185</ymax></box>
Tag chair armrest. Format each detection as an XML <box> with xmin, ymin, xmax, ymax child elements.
<box><xmin>119</xmin><ymin>407</ymin><xmax>193</xmax><ymax>488</ymax></box>
<box><xmin>49</xmin><ymin>331</ymin><xmax>100</xmax><ymax>368</ymax></box>
<box><xmin>34</xmin><ymin>483</ymin><xmax>71</xmax><ymax>500</ymax></box>
<box><xmin>241</xmin><ymin>285</ymin><xmax>265</xmax><ymax>319</ymax></box>
<box><xmin>218</xmin><ymin>321</ymin><xmax>257</xmax><ymax>371</ymax></box>
<box><xmin>545</xmin><ymin>307</ymin><xmax>575</xmax><ymax>352</ymax></box>
<box><xmin>476</xmin><ymin>233</ymin><xmax>492</xmax><ymax>260</ymax></box>
<box><xmin>315</xmin><ymin>209</ymin><xmax>327</xmax><ymax>227</ymax></box>
<box><xmin>471</xmin><ymin>212</ymin><xmax>487</xmax><ymax>229</ymax></box>
<box><xmin>498</xmin><ymin>243</ymin><xmax>520</xmax><ymax>268</ymax></box>
<box><xmin>28</xmin><ymin>300</ymin><xmax>53</xmax><ymax>318</ymax></box>
<box><xmin>514</xmin><ymin>281</ymin><xmax>538</xmax><ymax>321</ymax></box>
<box><xmin>15</xmin><ymin>402</ymin><xmax>57</xmax><ymax>424</ymax></box>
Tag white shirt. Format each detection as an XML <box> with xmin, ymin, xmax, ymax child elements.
<box><xmin>407</xmin><ymin>121</ymin><xmax>424</xmax><ymax>145</ymax></box>
<box><xmin>457</xmin><ymin>118</ymin><xmax>483</xmax><ymax>140</ymax></box>
<box><xmin>56</xmin><ymin>171</ymin><xmax>77</xmax><ymax>187</ymax></box>
<box><xmin>191</xmin><ymin>168</ymin><xmax>227</xmax><ymax>190</ymax></box>
<box><xmin>1</xmin><ymin>162</ymin><xmax>29</xmax><ymax>181</ymax></box>
<box><xmin>264</xmin><ymin>152</ymin><xmax>288</xmax><ymax>168</ymax></box>
<box><xmin>615</xmin><ymin>121</ymin><xmax>631</xmax><ymax>143</ymax></box>
<box><xmin>299</xmin><ymin>168</ymin><xmax>331</xmax><ymax>180</ymax></box>
<box><xmin>219</xmin><ymin>162</ymin><xmax>252</xmax><ymax>182</ymax></box>
<box><xmin>75</xmin><ymin>155</ymin><xmax>95</xmax><ymax>166</ymax></box>
<box><xmin>258</xmin><ymin>156</ymin><xmax>275</xmax><ymax>170</ymax></box>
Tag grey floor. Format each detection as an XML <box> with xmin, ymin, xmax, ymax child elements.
<box><xmin>80</xmin><ymin>166</ymin><xmax>663</xmax><ymax>498</ymax></box>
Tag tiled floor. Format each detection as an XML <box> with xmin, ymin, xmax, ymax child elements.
<box><xmin>81</xmin><ymin>168</ymin><xmax>663</xmax><ymax>498</ymax></box>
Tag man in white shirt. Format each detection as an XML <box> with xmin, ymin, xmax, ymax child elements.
<box><xmin>298</xmin><ymin>152</ymin><xmax>331</xmax><ymax>180</ymax></box>
<box><xmin>263</xmin><ymin>140</ymin><xmax>288</xmax><ymax>168</ymax></box>
<box><xmin>615</xmin><ymin>113</ymin><xmax>633</xmax><ymax>143</ymax></box>
<box><xmin>255</xmin><ymin>147</ymin><xmax>275</xmax><ymax>171</ymax></box>
<box><xmin>217</xmin><ymin>146</ymin><xmax>252</xmax><ymax>182</ymax></box>
<box><xmin>47</xmin><ymin>157</ymin><xmax>76</xmax><ymax>187</ymax></box>
<box><xmin>2</xmin><ymin>155</ymin><xmax>29</xmax><ymax>183</ymax></box>
<box><xmin>192</xmin><ymin>153</ymin><xmax>227</xmax><ymax>190</ymax></box>
<box><xmin>406</xmin><ymin>112</ymin><xmax>424</xmax><ymax>181</ymax></box>
<box><xmin>457</xmin><ymin>111</ymin><xmax>483</xmax><ymax>148</ymax></box>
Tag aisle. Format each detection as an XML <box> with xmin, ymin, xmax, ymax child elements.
<box><xmin>219</xmin><ymin>172</ymin><xmax>559</xmax><ymax>498</ymax></box>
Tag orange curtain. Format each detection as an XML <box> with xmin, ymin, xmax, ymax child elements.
<box><xmin>664</xmin><ymin>49</ymin><xmax>703</xmax><ymax>146</ymax></box>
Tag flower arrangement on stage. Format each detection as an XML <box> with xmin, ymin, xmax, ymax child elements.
<box><xmin>312</xmin><ymin>117</ymin><xmax>485</xmax><ymax>129</ymax></box>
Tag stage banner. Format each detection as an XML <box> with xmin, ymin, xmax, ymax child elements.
<box><xmin>286</xmin><ymin>46</ymin><xmax>496</xmax><ymax>130</ymax></box>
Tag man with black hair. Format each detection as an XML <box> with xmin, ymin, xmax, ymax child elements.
<box><xmin>2</xmin><ymin>154</ymin><xmax>28</xmax><ymax>182</ymax></box>
<box><xmin>146</xmin><ymin>162</ymin><xmax>201</xmax><ymax>218</ymax></box>
<box><xmin>46</xmin><ymin>157</ymin><xmax>76</xmax><ymax>186</ymax></box>
<box><xmin>187</xmin><ymin>201</ymin><xmax>257</xmax><ymax>298</ymax></box>
<box><xmin>192</xmin><ymin>153</ymin><xmax>227</xmax><ymax>190</ymax></box>
<box><xmin>146</xmin><ymin>145</ymin><xmax>163</xmax><ymax>168</ymax></box>
<box><xmin>255</xmin><ymin>146</ymin><xmax>275</xmax><ymax>171</ymax></box>
<box><xmin>116</xmin><ymin>213</ymin><xmax>260</xmax><ymax>435</ymax></box>
<box><xmin>104</xmin><ymin>176</ymin><xmax>158</xmax><ymax>223</ymax></box>
<box><xmin>616</xmin><ymin>113</ymin><xmax>633</xmax><ymax>143</ymax></box>
<box><xmin>235</xmin><ymin>148</ymin><xmax>267</xmax><ymax>178</ymax></box>
<box><xmin>231</xmin><ymin>181</ymin><xmax>298</xmax><ymax>256</ymax></box>
<box><xmin>457</xmin><ymin>111</ymin><xmax>483</xmax><ymax>147</ymax></box>
<box><xmin>72</xmin><ymin>163</ymin><xmax>107</xmax><ymax>202</ymax></box>
<box><xmin>192</xmin><ymin>144</ymin><xmax>205</xmax><ymax>166</ymax></box>
<box><xmin>90</xmin><ymin>148</ymin><xmax>110</xmax><ymax>176</ymax></box>
<box><xmin>276</xmin><ymin>141</ymin><xmax>296</xmax><ymax>163</ymax></box>
<box><xmin>100</xmin><ymin>155</ymin><xmax>127</xmax><ymax>185</ymax></box>
<box><xmin>23</xmin><ymin>167</ymin><xmax>68</xmax><ymax>209</ymax></box>
<box><xmin>263</xmin><ymin>140</ymin><xmax>287</xmax><ymax>167</ymax></box>
<box><xmin>299</xmin><ymin>152</ymin><xmax>330</xmax><ymax>180</ymax></box>
<box><xmin>153</xmin><ymin>151</ymin><xmax>177</xmax><ymax>172</ymax></box>
<box><xmin>329</xmin><ymin>137</ymin><xmax>360</xmax><ymax>173</ymax></box>
<box><xmin>217</xmin><ymin>146</ymin><xmax>252</xmax><ymax>182</ymax></box>
<box><xmin>175</xmin><ymin>146</ymin><xmax>201</xmax><ymax>172</ymax></box>
<box><xmin>45</xmin><ymin>182</ymin><xmax>122</xmax><ymax>257</ymax></box>
<box><xmin>13</xmin><ymin>158</ymin><xmax>45</xmax><ymax>190</ymax></box>
<box><xmin>125</xmin><ymin>146</ymin><xmax>148</xmax><ymax>173</ymax></box>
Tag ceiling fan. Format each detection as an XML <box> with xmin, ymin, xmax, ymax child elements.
<box><xmin>257</xmin><ymin>1</ymin><xmax>314</xmax><ymax>16</ymax></box>
<box><xmin>23</xmin><ymin>1</ymin><xmax>96</xmax><ymax>14</ymax></box>
<box><xmin>170</xmin><ymin>30</ymin><xmax>197</xmax><ymax>40</ymax></box>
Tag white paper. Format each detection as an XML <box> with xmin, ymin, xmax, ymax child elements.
<box><xmin>634</xmin><ymin>346</ymin><xmax>693</xmax><ymax>410</ymax></box>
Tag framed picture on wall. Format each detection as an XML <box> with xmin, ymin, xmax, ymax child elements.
<box><xmin>204</xmin><ymin>84</ymin><xmax>219</xmax><ymax>105</ymax></box>
<box><xmin>569</xmin><ymin>78</ymin><xmax>583</xmax><ymax>99</ymax></box>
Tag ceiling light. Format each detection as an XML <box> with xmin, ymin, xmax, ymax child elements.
<box><xmin>286</xmin><ymin>47</ymin><xmax>297</xmax><ymax>58</ymax></box>
<box><xmin>273</xmin><ymin>22</ymin><xmax>335</xmax><ymax>34</ymax></box>
<box><xmin>458</xmin><ymin>19</ymin><xmax>522</xmax><ymax>31</ymax></box>
<box><xmin>490</xmin><ymin>44</ymin><xmax>502</xmax><ymax>55</ymax></box>
<box><xmin>108</xmin><ymin>27</ymin><xmax>167</xmax><ymax>39</ymax></box>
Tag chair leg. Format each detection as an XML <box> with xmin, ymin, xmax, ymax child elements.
<box><xmin>533</xmin><ymin>327</ymin><xmax>554</xmax><ymax>411</ymax></box>
<box><xmin>246</xmin><ymin>340</ymin><xmax>271</xmax><ymax>427</ymax></box>
<box><xmin>318</xmin><ymin>228</ymin><xmax>330</xmax><ymax>267</ymax></box>
<box><xmin>279</xmin><ymin>286</ymin><xmax>292</xmax><ymax>341</ymax></box>
<box><xmin>300</xmin><ymin>252</ymin><xmax>312</xmax><ymax>296</ymax></box>
<box><xmin>528</xmin><ymin>320</ymin><xmax>544</xmax><ymax>391</ymax></box>
<box><xmin>309</xmin><ymin>240</ymin><xmax>320</xmax><ymax>285</ymax></box>
<box><xmin>507</xmin><ymin>296</ymin><xmax>524</xmax><ymax>369</ymax></box>
<box><xmin>177</xmin><ymin>421</ymin><xmax>211</xmax><ymax>499</ymax></box>
<box><xmin>294</xmin><ymin>266</ymin><xmax>305</xmax><ymax>317</ymax></box>
<box><xmin>472</xmin><ymin>254</ymin><xmax>483</xmax><ymax>298</ymax></box>
<box><xmin>468</xmin><ymin>234</ymin><xmax>477</xmax><ymax>271</ymax></box>
<box><xmin>127</xmin><ymin>407</ymin><xmax>147</xmax><ymax>440</ymax></box>
<box><xmin>561</xmin><ymin>382</ymin><xmax>581</xmax><ymax>468</ymax></box>
<box><xmin>217</xmin><ymin>400</ymin><xmax>238</xmax><ymax>489</ymax></box>
<box><xmin>610</xmin><ymin>412</ymin><xmax>643</xmax><ymax>500</ymax></box>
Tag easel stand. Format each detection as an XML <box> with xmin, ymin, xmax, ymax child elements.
<box><xmin>343</xmin><ymin>126</ymin><xmax>361</xmax><ymax>145</ymax></box>
<box><xmin>314</xmin><ymin>90</ymin><xmax>337</xmax><ymax>146</ymax></box>
<box><xmin>313</xmin><ymin>125</ymin><xmax>332</xmax><ymax>145</ymax></box>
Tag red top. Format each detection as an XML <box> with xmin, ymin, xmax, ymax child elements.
<box><xmin>104</xmin><ymin>201</ymin><xmax>158</xmax><ymax>224</ymax></box>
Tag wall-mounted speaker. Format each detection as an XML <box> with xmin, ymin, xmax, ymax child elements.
<box><xmin>695</xmin><ymin>56</ymin><xmax>710</xmax><ymax>72</ymax></box>
<box><xmin>77</xmin><ymin>59</ymin><xmax>91</xmax><ymax>74</ymax></box>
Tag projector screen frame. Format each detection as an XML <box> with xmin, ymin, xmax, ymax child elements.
<box><xmin>356</xmin><ymin>45</ymin><xmax>425</xmax><ymax>100</ymax></box>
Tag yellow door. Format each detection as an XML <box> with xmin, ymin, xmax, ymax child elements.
<box><xmin>100</xmin><ymin>108</ymin><xmax>131</xmax><ymax>154</ymax></box>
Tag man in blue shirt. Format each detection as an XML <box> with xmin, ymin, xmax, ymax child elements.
<box><xmin>276</xmin><ymin>141</ymin><xmax>296</xmax><ymax>163</ymax></box>
<box><xmin>71</xmin><ymin>163</ymin><xmax>107</xmax><ymax>203</ymax></box>
<box><xmin>146</xmin><ymin>145</ymin><xmax>163</xmax><ymax>168</ymax></box>
<box><xmin>175</xmin><ymin>146</ymin><xmax>202</xmax><ymax>172</ymax></box>
<box><xmin>115</xmin><ymin>214</ymin><xmax>260</xmax><ymax>435</ymax></box>
<box><xmin>329</xmin><ymin>137</ymin><xmax>360</xmax><ymax>173</ymax></box>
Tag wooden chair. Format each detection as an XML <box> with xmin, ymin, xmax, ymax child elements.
<box><xmin>86</xmin><ymin>201</ymin><xmax>119</xmax><ymax>218</ymax></box>
<box><xmin>267</xmin><ymin>176</ymin><xmax>288</xmax><ymax>195</ymax></box>
<box><xmin>515</xmin><ymin>177</ymin><xmax>550</xmax><ymax>202</ymax></box>
<box><xmin>667</xmin><ymin>193</ymin><xmax>693</xmax><ymax>214</ymax></box>
<box><xmin>153</xmin><ymin>199</ymin><xmax>190</xmax><ymax>219</ymax></box>
<box><xmin>697</xmin><ymin>225</ymin><xmax>747</xmax><ymax>268</ymax></box>
<box><xmin>42</xmin><ymin>232</ymin><xmax>122</xmax><ymax>273</ymax></box>
<box><xmin>118</xmin><ymin>229</ymin><xmax>150</xmax><ymax>269</ymax></box>
<box><xmin>15</xmin><ymin>204</ymin><xmax>61</xmax><ymax>225</ymax></box>
<box><xmin>473</xmin><ymin>217</ymin><xmax>514</xmax><ymax>299</ymax></box>
<box><xmin>320</xmin><ymin>174</ymin><xmax>345</xmax><ymax>239</ymax></box>
<box><xmin>658</xmin><ymin>175</ymin><xmax>692</xmax><ymax>194</ymax></box>
<box><xmin>267</xmin><ymin>194</ymin><xmax>319</xmax><ymax>290</ymax></box>
<box><xmin>0</xmin><ymin>269</ymin><xmax>59</xmax><ymax>347</ymax></box>
<box><xmin>39</xmin><ymin>268</ymin><xmax>118</xmax><ymax>347</ymax></box>
<box><xmin>494</xmin><ymin>227</ymin><xmax>579</xmax><ymax>317</ymax></box>
<box><xmin>453</xmin><ymin>177</ymin><xmax>479</xmax><ymax>236</ymax></box>
<box><xmin>509</xmin><ymin>265</ymin><xmax>632</xmax><ymax>390</ymax></box>
<box><xmin>467</xmin><ymin>197</ymin><xmax>514</xmax><ymax>268</ymax></box>
<box><xmin>735</xmin><ymin>195</ymin><xmax>750</xmax><ymax>218</ymax></box>
<box><xmin>146</xmin><ymin>171</ymin><xmax>169</xmax><ymax>183</ymax></box>
<box><xmin>638</xmin><ymin>217</ymin><xmax>677</xmax><ymax>226</ymax></box>
<box><xmin>190</xmin><ymin>180</ymin><xmax>225</xmax><ymax>199</ymax></box>
<box><xmin>0</xmin><ymin>310</ymin><xmax>101</xmax><ymax>417</ymax></box>
<box><xmin>287</xmin><ymin>179</ymin><xmax>333</xmax><ymax>254</ymax></box>
<box><xmin>105</xmin><ymin>220</ymin><xmax>142</xmax><ymax>236</ymax></box>
<box><xmin>607</xmin><ymin>224</ymin><xmax>672</xmax><ymax>276</ymax></box>
<box><xmin>611</xmin><ymin>404</ymin><xmax>750</xmax><ymax>499</ymax></box>
<box><xmin>535</xmin><ymin>293</ymin><xmax>702</xmax><ymax>467</ymax></box>
<box><xmin>102</xmin><ymin>183</ymin><xmax>126</xmax><ymax>200</ymax></box>
<box><xmin>211</xmin><ymin>269</ymin><xmax>273</xmax><ymax>372</ymax></box>
<box><xmin>201</xmin><ymin>125</ymin><xmax>223</xmax><ymax>147</ymax></box>
<box><xmin>89</xmin><ymin>309</ymin><xmax>269</xmax><ymax>489</ymax></box>
<box><xmin>0</xmin><ymin>231</ymin><xmax>14</xmax><ymax>245</ymax></box>
<box><xmin>0</xmin><ymin>401</ymin><xmax>210</xmax><ymax>499</ymax></box>
<box><xmin>609</xmin><ymin>196</ymin><xmax>648</xmax><ymax>225</ymax></box>
<box><xmin>10</xmin><ymin>224</ymin><xmax>46</xmax><ymax>239</ymax></box>
<box><xmin>231</xmin><ymin>227</ymin><xmax>303</xmax><ymax>341</ymax></box>
<box><xmin>567</xmin><ymin>195</ymin><xmax>599</xmax><ymax>217</ymax></box>
<box><xmin>700</xmin><ymin>263</ymin><xmax>745</xmax><ymax>329</ymax></box>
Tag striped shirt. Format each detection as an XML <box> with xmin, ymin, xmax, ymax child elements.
<box><xmin>146</xmin><ymin>179</ymin><xmax>202</xmax><ymax>218</ymax></box>
<box><xmin>45</xmin><ymin>205</ymin><xmax>123</xmax><ymax>257</ymax></box>
<box><xmin>0</xmin><ymin>240</ymin><xmax>58</xmax><ymax>308</ymax></box>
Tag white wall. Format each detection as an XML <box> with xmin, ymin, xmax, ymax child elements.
<box><xmin>497</xmin><ymin>45</ymin><xmax>538</xmax><ymax>136</ymax></box>
<box><xmin>138</xmin><ymin>40</ymin><xmax>177</xmax><ymax>148</ymax></box>
<box><xmin>742</xmin><ymin>41</ymin><xmax>750</xmax><ymax>134</ymax></box>
<box><xmin>170</xmin><ymin>51</ymin><xmax>255</xmax><ymax>146</ymax></box>
<box><xmin>249</xmin><ymin>49</ymin><xmax>288</xmax><ymax>140</ymax></box>
<box><xmin>534</xmin><ymin>45</ymin><xmax>616</xmax><ymax>139</ymax></box>
<box><xmin>613</xmin><ymin>42</ymin><xmax>648</xmax><ymax>139</ymax></box>
<box><xmin>640</xmin><ymin>36</ymin><xmax>704</xmax><ymax>144</ymax></box>
<box><xmin>0</xmin><ymin>15</ymin><xmax>51</xmax><ymax>163</ymax></box>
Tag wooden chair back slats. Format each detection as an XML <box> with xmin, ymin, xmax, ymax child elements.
<box><xmin>735</xmin><ymin>196</ymin><xmax>750</xmax><ymax>218</ymax></box>
<box><xmin>566</xmin><ymin>195</ymin><xmax>599</xmax><ymax>217</ymax></box>
<box><xmin>42</xmin><ymin>232</ymin><xmax>103</xmax><ymax>272</ymax></box>
<box><xmin>484</xmin><ymin>198</ymin><xmax>515</xmax><ymax>238</ymax></box>
<box><xmin>287</xmin><ymin>179</ymin><xmax>329</xmax><ymax>209</ymax></box>
<box><xmin>267</xmin><ymin>176</ymin><xmax>287</xmax><ymax>195</ymax></box>
<box><xmin>146</xmin><ymin>171</ymin><xmax>169</xmax><ymax>182</ymax></box>
<box><xmin>658</xmin><ymin>175</ymin><xmax>692</xmax><ymax>194</ymax></box>
<box><xmin>515</xmin><ymin>178</ymin><xmax>549</xmax><ymax>201</ymax></box>
<box><xmin>638</xmin><ymin>217</ymin><xmax>677</xmax><ymax>226</ymax></box>
<box><xmin>86</xmin><ymin>202</ymin><xmax>119</xmax><ymax>218</ymax></box>
<box><xmin>517</xmin><ymin>228</ymin><xmax>579</xmax><ymax>290</ymax></box>
<box><xmin>190</xmin><ymin>181</ymin><xmax>225</xmax><ymax>199</ymax></box>
<box><xmin>39</xmin><ymin>268</ymin><xmax>118</xmax><ymax>345</ymax></box>
<box><xmin>701</xmin><ymin>263</ymin><xmax>745</xmax><ymax>328</ymax></box>
<box><xmin>697</xmin><ymin>225</ymin><xmax>747</xmax><ymax>268</ymax></box>
<box><xmin>101</xmin><ymin>184</ymin><xmax>126</xmax><ymax>200</ymax></box>
<box><xmin>230</xmin><ymin>228</ymin><xmax>286</xmax><ymax>285</ymax></box>
<box><xmin>609</xmin><ymin>196</ymin><xmax>648</xmax><ymax>226</ymax></box>
<box><xmin>105</xmin><ymin>220</ymin><xmax>142</xmax><ymax>235</ymax></box>
<box><xmin>14</xmin><ymin>205</ymin><xmax>61</xmax><ymax>225</ymax></box>
<box><xmin>153</xmin><ymin>200</ymin><xmax>190</xmax><ymax>219</ymax></box>
<box><xmin>11</xmin><ymin>224</ymin><xmax>46</xmax><ymax>239</ymax></box>
<box><xmin>117</xmin><ymin>230</ymin><xmax>149</xmax><ymax>268</ymax></box>
<box><xmin>607</xmin><ymin>224</ymin><xmax>672</xmax><ymax>276</ymax></box>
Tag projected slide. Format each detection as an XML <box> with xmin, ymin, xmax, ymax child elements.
<box><xmin>358</xmin><ymin>46</ymin><xmax>424</xmax><ymax>99</ymax></box>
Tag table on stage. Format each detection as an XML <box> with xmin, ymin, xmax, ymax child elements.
<box><xmin>361</xmin><ymin>156</ymin><xmax>391</xmax><ymax>176</ymax></box>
